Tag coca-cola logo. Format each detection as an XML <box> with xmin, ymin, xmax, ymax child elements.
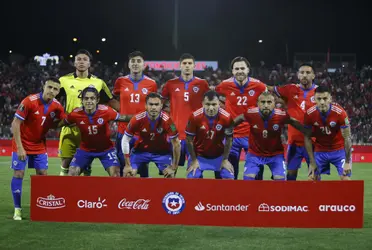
<box><xmin>36</xmin><ymin>194</ymin><xmax>66</xmax><ymax>209</ymax></box>
<box><xmin>118</xmin><ymin>198</ymin><xmax>150</xmax><ymax>210</ymax></box>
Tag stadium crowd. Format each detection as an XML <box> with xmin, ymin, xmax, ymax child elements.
<box><xmin>0</xmin><ymin>58</ymin><xmax>371</xmax><ymax>144</ymax></box>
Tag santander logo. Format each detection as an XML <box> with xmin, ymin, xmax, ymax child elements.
<box><xmin>118</xmin><ymin>198</ymin><xmax>151</xmax><ymax>210</ymax></box>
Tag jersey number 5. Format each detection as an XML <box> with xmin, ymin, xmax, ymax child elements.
<box><xmin>88</xmin><ymin>125</ymin><xmax>98</xmax><ymax>135</ymax></box>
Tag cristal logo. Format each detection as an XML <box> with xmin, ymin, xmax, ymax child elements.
<box><xmin>37</xmin><ymin>194</ymin><xmax>66</xmax><ymax>209</ymax></box>
<box><xmin>258</xmin><ymin>203</ymin><xmax>309</xmax><ymax>212</ymax></box>
<box><xmin>77</xmin><ymin>197</ymin><xmax>107</xmax><ymax>209</ymax></box>
<box><xmin>319</xmin><ymin>205</ymin><xmax>356</xmax><ymax>212</ymax></box>
<box><xmin>195</xmin><ymin>202</ymin><xmax>205</xmax><ymax>211</ymax></box>
<box><xmin>194</xmin><ymin>202</ymin><xmax>249</xmax><ymax>212</ymax></box>
<box><xmin>118</xmin><ymin>198</ymin><xmax>150</xmax><ymax>210</ymax></box>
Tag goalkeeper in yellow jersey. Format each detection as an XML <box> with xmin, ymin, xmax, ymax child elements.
<box><xmin>57</xmin><ymin>49</ymin><xmax>119</xmax><ymax>176</ymax></box>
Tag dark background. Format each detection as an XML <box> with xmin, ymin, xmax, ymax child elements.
<box><xmin>1</xmin><ymin>0</ymin><xmax>369</xmax><ymax>67</ymax></box>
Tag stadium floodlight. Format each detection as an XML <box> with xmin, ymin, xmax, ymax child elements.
<box><xmin>9</xmin><ymin>50</ymin><xmax>12</xmax><ymax>54</ymax></box>
<box><xmin>101</xmin><ymin>38</ymin><xmax>106</xmax><ymax>42</ymax></box>
<box><xmin>96</xmin><ymin>50</ymin><xmax>100</xmax><ymax>54</ymax></box>
<box><xmin>69</xmin><ymin>54</ymin><xmax>73</xmax><ymax>58</ymax></box>
<box><xmin>114</xmin><ymin>62</ymin><xmax>118</xmax><ymax>65</ymax></box>
<box><xmin>258</xmin><ymin>40</ymin><xmax>263</xmax><ymax>43</ymax></box>
<box><xmin>72</xmin><ymin>38</ymin><xmax>78</xmax><ymax>42</ymax></box>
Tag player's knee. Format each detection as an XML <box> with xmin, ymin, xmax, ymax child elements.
<box><xmin>341</xmin><ymin>175</ymin><xmax>351</xmax><ymax>181</ymax></box>
<box><xmin>36</xmin><ymin>169</ymin><xmax>47</xmax><ymax>175</ymax></box>
<box><xmin>107</xmin><ymin>167</ymin><xmax>119</xmax><ymax>177</ymax></box>
<box><xmin>62</xmin><ymin>158</ymin><xmax>72</xmax><ymax>169</ymax></box>
<box><xmin>68</xmin><ymin>167</ymin><xmax>79</xmax><ymax>176</ymax></box>
<box><xmin>13</xmin><ymin>170</ymin><xmax>25</xmax><ymax>179</ymax></box>
<box><xmin>243</xmin><ymin>174</ymin><xmax>256</xmax><ymax>180</ymax></box>
<box><xmin>273</xmin><ymin>175</ymin><xmax>285</xmax><ymax>181</ymax></box>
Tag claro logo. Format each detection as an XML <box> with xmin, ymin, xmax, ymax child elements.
<box><xmin>319</xmin><ymin>205</ymin><xmax>356</xmax><ymax>212</ymax></box>
<box><xmin>77</xmin><ymin>197</ymin><xmax>107</xmax><ymax>209</ymax></box>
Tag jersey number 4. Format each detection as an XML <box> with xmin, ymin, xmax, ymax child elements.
<box><xmin>237</xmin><ymin>96</ymin><xmax>247</xmax><ymax>106</ymax></box>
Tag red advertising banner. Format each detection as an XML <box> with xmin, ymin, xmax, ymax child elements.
<box><xmin>31</xmin><ymin>176</ymin><xmax>364</xmax><ymax>228</ymax></box>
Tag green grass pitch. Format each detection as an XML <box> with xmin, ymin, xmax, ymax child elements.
<box><xmin>0</xmin><ymin>156</ymin><xmax>371</xmax><ymax>249</ymax></box>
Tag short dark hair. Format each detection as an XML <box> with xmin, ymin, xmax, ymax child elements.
<box><xmin>203</xmin><ymin>90</ymin><xmax>219</xmax><ymax>101</ymax></box>
<box><xmin>145</xmin><ymin>92</ymin><xmax>162</xmax><ymax>103</ymax></box>
<box><xmin>315</xmin><ymin>85</ymin><xmax>330</xmax><ymax>94</ymax></box>
<box><xmin>76</xmin><ymin>49</ymin><xmax>92</xmax><ymax>61</ymax></box>
<box><xmin>230</xmin><ymin>56</ymin><xmax>251</xmax><ymax>70</ymax></box>
<box><xmin>128</xmin><ymin>51</ymin><xmax>144</xmax><ymax>60</ymax></box>
<box><xmin>258</xmin><ymin>91</ymin><xmax>274</xmax><ymax>100</ymax></box>
<box><xmin>80</xmin><ymin>87</ymin><xmax>99</xmax><ymax>100</ymax></box>
<box><xmin>179</xmin><ymin>53</ymin><xmax>195</xmax><ymax>63</ymax></box>
<box><xmin>45</xmin><ymin>77</ymin><xmax>61</xmax><ymax>84</ymax></box>
<box><xmin>298</xmin><ymin>63</ymin><xmax>315</xmax><ymax>73</ymax></box>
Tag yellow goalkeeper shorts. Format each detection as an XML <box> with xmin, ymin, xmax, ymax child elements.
<box><xmin>58</xmin><ymin>126</ymin><xmax>81</xmax><ymax>158</ymax></box>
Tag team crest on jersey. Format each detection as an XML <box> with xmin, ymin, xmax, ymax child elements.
<box><xmin>97</xmin><ymin>118</ymin><xmax>104</xmax><ymax>124</ymax></box>
<box><xmin>216</xmin><ymin>124</ymin><xmax>223</xmax><ymax>131</ymax></box>
<box><xmin>311</xmin><ymin>96</ymin><xmax>316</xmax><ymax>103</ymax></box>
<box><xmin>142</xmin><ymin>88</ymin><xmax>148</xmax><ymax>94</ymax></box>
<box><xmin>330</xmin><ymin>121</ymin><xmax>336</xmax><ymax>127</ymax></box>
<box><xmin>273</xmin><ymin>124</ymin><xmax>279</xmax><ymax>131</ymax></box>
<box><xmin>249</xmin><ymin>90</ymin><xmax>255</xmax><ymax>96</ymax></box>
<box><xmin>157</xmin><ymin>127</ymin><xmax>163</xmax><ymax>133</ymax></box>
<box><xmin>193</xmin><ymin>86</ymin><xmax>199</xmax><ymax>93</ymax></box>
<box><xmin>50</xmin><ymin>112</ymin><xmax>55</xmax><ymax>118</ymax></box>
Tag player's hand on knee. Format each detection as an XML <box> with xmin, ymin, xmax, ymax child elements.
<box><xmin>163</xmin><ymin>165</ymin><xmax>176</xmax><ymax>178</ymax></box>
<box><xmin>308</xmin><ymin>162</ymin><xmax>318</xmax><ymax>180</ymax></box>
<box><xmin>187</xmin><ymin>160</ymin><xmax>200</xmax><ymax>176</ymax></box>
<box><xmin>17</xmin><ymin>147</ymin><xmax>27</xmax><ymax>161</ymax></box>
<box><xmin>221</xmin><ymin>159</ymin><xmax>234</xmax><ymax>174</ymax></box>
<box><xmin>343</xmin><ymin>162</ymin><xmax>351</xmax><ymax>176</ymax></box>
<box><xmin>123</xmin><ymin>166</ymin><xmax>133</xmax><ymax>177</ymax></box>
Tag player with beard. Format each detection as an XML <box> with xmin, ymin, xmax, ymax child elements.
<box><xmin>304</xmin><ymin>86</ymin><xmax>352</xmax><ymax>181</ymax></box>
<box><xmin>57</xmin><ymin>49</ymin><xmax>119</xmax><ymax>176</ymax></box>
<box><xmin>11</xmin><ymin>78</ymin><xmax>65</xmax><ymax>220</ymax></box>
<box><xmin>113</xmin><ymin>51</ymin><xmax>157</xmax><ymax>177</ymax></box>
<box><xmin>267</xmin><ymin>64</ymin><xmax>317</xmax><ymax>180</ymax></box>
<box><xmin>216</xmin><ymin>57</ymin><xmax>267</xmax><ymax>180</ymax></box>
<box><xmin>233</xmin><ymin>92</ymin><xmax>310</xmax><ymax>180</ymax></box>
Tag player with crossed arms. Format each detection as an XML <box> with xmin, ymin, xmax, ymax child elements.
<box><xmin>304</xmin><ymin>86</ymin><xmax>352</xmax><ymax>181</ymax></box>
<box><xmin>61</xmin><ymin>87</ymin><xmax>131</xmax><ymax>177</ymax></box>
<box><xmin>267</xmin><ymin>63</ymin><xmax>317</xmax><ymax>180</ymax></box>
<box><xmin>233</xmin><ymin>92</ymin><xmax>310</xmax><ymax>180</ymax></box>
<box><xmin>216</xmin><ymin>56</ymin><xmax>267</xmax><ymax>180</ymax></box>
<box><xmin>121</xmin><ymin>92</ymin><xmax>181</xmax><ymax>177</ymax></box>
<box><xmin>185</xmin><ymin>91</ymin><xmax>234</xmax><ymax>179</ymax></box>
<box><xmin>11</xmin><ymin>77</ymin><xmax>66</xmax><ymax>220</ymax></box>
<box><xmin>113</xmin><ymin>51</ymin><xmax>157</xmax><ymax>177</ymax></box>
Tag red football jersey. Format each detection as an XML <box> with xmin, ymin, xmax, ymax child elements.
<box><xmin>185</xmin><ymin>108</ymin><xmax>233</xmax><ymax>158</ymax></box>
<box><xmin>65</xmin><ymin>105</ymin><xmax>119</xmax><ymax>152</ymax></box>
<box><xmin>125</xmin><ymin>111</ymin><xmax>178</xmax><ymax>154</ymax></box>
<box><xmin>216</xmin><ymin>77</ymin><xmax>267</xmax><ymax>138</ymax></box>
<box><xmin>161</xmin><ymin>77</ymin><xmax>209</xmax><ymax>140</ymax></box>
<box><xmin>304</xmin><ymin>103</ymin><xmax>349</xmax><ymax>152</ymax></box>
<box><xmin>244</xmin><ymin>108</ymin><xmax>290</xmax><ymax>156</ymax></box>
<box><xmin>12</xmin><ymin>93</ymin><xmax>66</xmax><ymax>154</ymax></box>
<box><xmin>113</xmin><ymin>75</ymin><xmax>157</xmax><ymax>134</ymax></box>
<box><xmin>275</xmin><ymin>84</ymin><xmax>317</xmax><ymax>146</ymax></box>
